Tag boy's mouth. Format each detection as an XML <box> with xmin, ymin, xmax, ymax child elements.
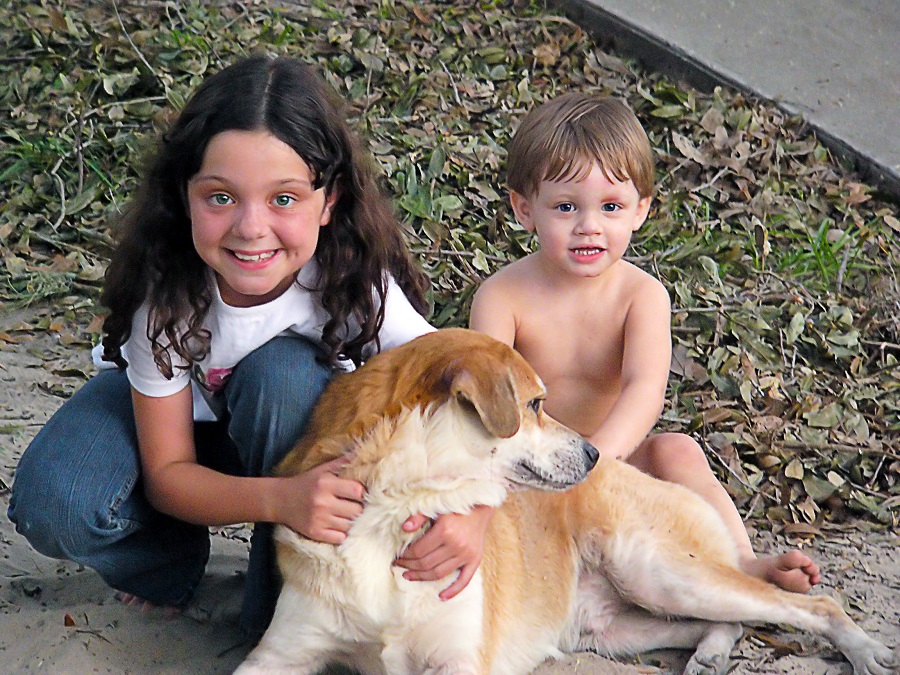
<box><xmin>571</xmin><ymin>246</ymin><xmax>605</xmax><ymax>256</ymax></box>
<box><xmin>232</xmin><ymin>250</ymin><xmax>277</xmax><ymax>263</ymax></box>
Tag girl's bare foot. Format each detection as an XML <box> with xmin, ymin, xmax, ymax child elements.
<box><xmin>741</xmin><ymin>550</ymin><xmax>821</xmax><ymax>593</ymax></box>
<box><xmin>115</xmin><ymin>591</ymin><xmax>182</xmax><ymax>619</ymax></box>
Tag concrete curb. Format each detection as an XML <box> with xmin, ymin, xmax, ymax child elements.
<box><xmin>551</xmin><ymin>0</ymin><xmax>900</xmax><ymax>201</ymax></box>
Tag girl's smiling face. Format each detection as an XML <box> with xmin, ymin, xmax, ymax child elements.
<box><xmin>187</xmin><ymin>130</ymin><xmax>335</xmax><ymax>307</ymax></box>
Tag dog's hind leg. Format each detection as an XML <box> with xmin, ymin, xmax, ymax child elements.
<box><xmin>714</xmin><ymin>591</ymin><xmax>899</xmax><ymax>675</ymax></box>
<box><xmin>610</xmin><ymin>555</ymin><xmax>899</xmax><ymax>675</ymax></box>
<box><xmin>565</xmin><ymin>574</ymin><xmax>741</xmax><ymax>673</ymax></box>
<box><xmin>567</xmin><ymin>597</ymin><xmax>740</xmax><ymax>675</ymax></box>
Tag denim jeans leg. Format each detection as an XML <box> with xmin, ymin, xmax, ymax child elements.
<box><xmin>7</xmin><ymin>369</ymin><xmax>210</xmax><ymax>607</ymax></box>
<box><xmin>223</xmin><ymin>335</ymin><xmax>334</xmax><ymax>637</ymax></box>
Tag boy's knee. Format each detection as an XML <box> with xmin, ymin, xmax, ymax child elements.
<box><xmin>645</xmin><ymin>433</ymin><xmax>709</xmax><ymax>475</ymax></box>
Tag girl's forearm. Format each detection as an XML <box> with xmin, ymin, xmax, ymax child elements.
<box><xmin>143</xmin><ymin>462</ymin><xmax>283</xmax><ymax>526</ymax></box>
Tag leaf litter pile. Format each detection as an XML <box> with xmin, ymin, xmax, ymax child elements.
<box><xmin>1</xmin><ymin>1</ymin><xmax>898</xmax><ymax>536</ymax></box>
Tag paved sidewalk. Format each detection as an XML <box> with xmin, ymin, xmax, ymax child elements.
<box><xmin>554</xmin><ymin>0</ymin><xmax>900</xmax><ymax>200</ymax></box>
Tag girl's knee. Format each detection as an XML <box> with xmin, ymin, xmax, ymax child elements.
<box><xmin>225</xmin><ymin>336</ymin><xmax>335</xmax><ymax>474</ymax></box>
<box><xmin>9</xmin><ymin>470</ymin><xmax>106</xmax><ymax>560</ymax></box>
<box><xmin>9</xmin><ymin>421</ymin><xmax>142</xmax><ymax>560</ymax></box>
<box><xmin>228</xmin><ymin>336</ymin><xmax>332</xmax><ymax>407</ymax></box>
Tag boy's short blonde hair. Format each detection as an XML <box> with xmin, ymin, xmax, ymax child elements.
<box><xmin>507</xmin><ymin>92</ymin><xmax>655</xmax><ymax>199</ymax></box>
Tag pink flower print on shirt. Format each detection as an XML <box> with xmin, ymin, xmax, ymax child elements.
<box><xmin>193</xmin><ymin>364</ymin><xmax>234</xmax><ymax>393</ymax></box>
<box><xmin>204</xmin><ymin>367</ymin><xmax>233</xmax><ymax>392</ymax></box>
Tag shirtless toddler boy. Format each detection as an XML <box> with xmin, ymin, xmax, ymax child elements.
<box><xmin>470</xmin><ymin>92</ymin><xmax>820</xmax><ymax>593</ymax></box>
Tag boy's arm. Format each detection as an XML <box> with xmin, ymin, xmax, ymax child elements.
<box><xmin>469</xmin><ymin>276</ymin><xmax>516</xmax><ymax>346</ymax></box>
<box><xmin>585</xmin><ymin>278</ymin><xmax>672</xmax><ymax>460</ymax></box>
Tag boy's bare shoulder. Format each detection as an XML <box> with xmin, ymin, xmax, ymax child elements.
<box><xmin>475</xmin><ymin>254</ymin><xmax>539</xmax><ymax>296</ymax></box>
<box><xmin>619</xmin><ymin>260</ymin><xmax>670</xmax><ymax>306</ymax></box>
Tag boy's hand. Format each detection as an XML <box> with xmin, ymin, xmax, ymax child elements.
<box><xmin>395</xmin><ymin>505</ymin><xmax>495</xmax><ymax>600</ymax></box>
<box><xmin>281</xmin><ymin>456</ymin><xmax>366</xmax><ymax>544</ymax></box>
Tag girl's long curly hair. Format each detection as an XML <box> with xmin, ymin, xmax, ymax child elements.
<box><xmin>101</xmin><ymin>55</ymin><xmax>429</xmax><ymax>375</ymax></box>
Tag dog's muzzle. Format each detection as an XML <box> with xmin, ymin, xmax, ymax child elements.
<box><xmin>511</xmin><ymin>439</ymin><xmax>600</xmax><ymax>491</ymax></box>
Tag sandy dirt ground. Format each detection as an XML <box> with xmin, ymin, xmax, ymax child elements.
<box><xmin>2</xmin><ymin>310</ymin><xmax>898</xmax><ymax>674</ymax></box>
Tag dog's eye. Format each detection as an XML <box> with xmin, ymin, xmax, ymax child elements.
<box><xmin>528</xmin><ymin>398</ymin><xmax>543</xmax><ymax>415</ymax></box>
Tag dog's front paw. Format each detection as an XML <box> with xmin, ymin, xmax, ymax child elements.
<box><xmin>684</xmin><ymin>623</ymin><xmax>742</xmax><ymax>675</ymax></box>
<box><xmin>684</xmin><ymin>650</ymin><xmax>730</xmax><ymax>675</ymax></box>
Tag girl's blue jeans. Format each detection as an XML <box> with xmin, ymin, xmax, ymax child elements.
<box><xmin>7</xmin><ymin>336</ymin><xmax>333</xmax><ymax>638</ymax></box>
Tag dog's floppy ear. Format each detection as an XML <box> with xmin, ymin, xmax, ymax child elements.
<box><xmin>447</xmin><ymin>364</ymin><xmax>521</xmax><ymax>438</ymax></box>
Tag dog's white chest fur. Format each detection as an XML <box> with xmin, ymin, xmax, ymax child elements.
<box><xmin>243</xmin><ymin>407</ymin><xmax>511</xmax><ymax>674</ymax></box>
<box><xmin>256</xmin><ymin>499</ymin><xmax>489</xmax><ymax>675</ymax></box>
<box><xmin>273</xmin><ymin>521</ymin><xmax>485</xmax><ymax>673</ymax></box>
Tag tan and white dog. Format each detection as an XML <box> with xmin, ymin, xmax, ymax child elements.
<box><xmin>236</xmin><ymin>329</ymin><xmax>898</xmax><ymax>675</ymax></box>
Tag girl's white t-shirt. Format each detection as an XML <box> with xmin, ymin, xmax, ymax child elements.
<box><xmin>93</xmin><ymin>260</ymin><xmax>434</xmax><ymax>421</ymax></box>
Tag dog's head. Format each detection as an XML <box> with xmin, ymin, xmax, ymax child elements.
<box><xmin>283</xmin><ymin>329</ymin><xmax>598</xmax><ymax>495</ymax></box>
<box><xmin>429</xmin><ymin>330</ymin><xmax>599</xmax><ymax>491</ymax></box>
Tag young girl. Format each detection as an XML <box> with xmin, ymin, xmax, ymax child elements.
<box><xmin>7</xmin><ymin>55</ymin><xmax>489</xmax><ymax>638</ymax></box>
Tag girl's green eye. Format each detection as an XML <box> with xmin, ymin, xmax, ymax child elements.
<box><xmin>211</xmin><ymin>193</ymin><xmax>232</xmax><ymax>206</ymax></box>
<box><xmin>274</xmin><ymin>194</ymin><xmax>295</xmax><ymax>207</ymax></box>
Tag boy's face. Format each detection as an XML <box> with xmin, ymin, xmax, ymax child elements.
<box><xmin>511</xmin><ymin>163</ymin><xmax>651</xmax><ymax>280</ymax></box>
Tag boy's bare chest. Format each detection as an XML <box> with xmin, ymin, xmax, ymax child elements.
<box><xmin>515</xmin><ymin>299</ymin><xmax>627</xmax><ymax>385</ymax></box>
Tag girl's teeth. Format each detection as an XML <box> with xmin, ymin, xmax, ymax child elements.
<box><xmin>234</xmin><ymin>251</ymin><xmax>276</xmax><ymax>262</ymax></box>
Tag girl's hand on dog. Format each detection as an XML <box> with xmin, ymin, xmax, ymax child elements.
<box><xmin>395</xmin><ymin>505</ymin><xmax>495</xmax><ymax>600</ymax></box>
<box><xmin>279</xmin><ymin>457</ymin><xmax>366</xmax><ymax>544</ymax></box>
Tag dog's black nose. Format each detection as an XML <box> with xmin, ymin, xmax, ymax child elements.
<box><xmin>582</xmin><ymin>440</ymin><xmax>599</xmax><ymax>470</ymax></box>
